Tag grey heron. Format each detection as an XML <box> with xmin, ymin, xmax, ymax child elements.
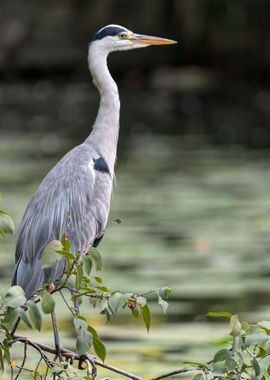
<box><xmin>11</xmin><ymin>24</ymin><xmax>176</xmax><ymax>356</ymax></box>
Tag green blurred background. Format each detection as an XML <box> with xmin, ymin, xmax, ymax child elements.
<box><xmin>0</xmin><ymin>1</ymin><xmax>270</xmax><ymax>378</ymax></box>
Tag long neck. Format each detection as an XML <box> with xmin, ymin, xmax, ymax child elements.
<box><xmin>86</xmin><ymin>44</ymin><xmax>120</xmax><ymax>171</ymax></box>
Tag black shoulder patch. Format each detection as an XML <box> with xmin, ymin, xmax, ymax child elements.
<box><xmin>91</xmin><ymin>26</ymin><xmax>127</xmax><ymax>42</ymax></box>
<box><xmin>93</xmin><ymin>157</ymin><xmax>110</xmax><ymax>174</ymax></box>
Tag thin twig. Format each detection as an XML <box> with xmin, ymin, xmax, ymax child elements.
<box><xmin>14</xmin><ymin>340</ymin><xmax>27</xmax><ymax>380</ymax></box>
<box><xmin>150</xmin><ymin>368</ymin><xmax>190</xmax><ymax>380</ymax></box>
<box><xmin>34</xmin><ymin>356</ymin><xmax>43</xmax><ymax>378</ymax></box>
<box><xmin>12</xmin><ymin>334</ymin><xmax>143</xmax><ymax>380</ymax></box>
<box><xmin>10</xmin><ymin>316</ymin><xmax>21</xmax><ymax>337</ymax></box>
<box><xmin>15</xmin><ymin>366</ymin><xmax>33</xmax><ymax>373</ymax></box>
<box><xmin>59</xmin><ymin>289</ymin><xmax>76</xmax><ymax>317</ymax></box>
<box><xmin>10</xmin><ymin>337</ymin><xmax>52</xmax><ymax>368</ymax></box>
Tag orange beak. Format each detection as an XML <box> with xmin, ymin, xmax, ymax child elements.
<box><xmin>131</xmin><ymin>33</ymin><xmax>177</xmax><ymax>45</ymax></box>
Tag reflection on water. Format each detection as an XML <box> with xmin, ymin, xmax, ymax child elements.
<box><xmin>1</xmin><ymin>133</ymin><xmax>270</xmax><ymax>378</ymax></box>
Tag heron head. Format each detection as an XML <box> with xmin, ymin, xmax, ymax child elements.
<box><xmin>90</xmin><ymin>24</ymin><xmax>177</xmax><ymax>53</ymax></box>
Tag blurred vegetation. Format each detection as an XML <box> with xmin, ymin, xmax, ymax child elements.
<box><xmin>0</xmin><ymin>1</ymin><xmax>270</xmax><ymax>378</ymax></box>
<box><xmin>0</xmin><ymin>0</ymin><xmax>269</xmax><ymax>147</ymax></box>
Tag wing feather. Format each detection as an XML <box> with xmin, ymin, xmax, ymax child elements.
<box><xmin>12</xmin><ymin>144</ymin><xmax>113</xmax><ymax>298</ymax></box>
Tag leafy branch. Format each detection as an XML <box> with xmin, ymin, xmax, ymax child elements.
<box><xmin>2</xmin><ymin>209</ymin><xmax>270</xmax><ymax>379</ymax></box>
<box><xmin>0</xmin><ymin>210</ymin><xmax>172</xmax><ymax>378</ymax></box>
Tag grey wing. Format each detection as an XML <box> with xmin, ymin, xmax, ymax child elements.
<box><xmin>12</xmin><ymin>149</ymin><xmax>112</xmax><ymax>299</ymax></box>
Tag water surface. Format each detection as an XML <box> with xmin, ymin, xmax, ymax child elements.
<box><xmin>1</xmin><ymin>133</ymin><xmax>270</xmax><ymax>378</ymax></box>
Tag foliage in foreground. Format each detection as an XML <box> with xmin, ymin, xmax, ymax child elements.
<box><xmin>2</xmin><ymin>208</ymin><xmax>270</xmax><ymax>379</ymax></box>
<box><xmin>184</xmin><ymin>312</ymin><xmax>270</xmax><ymax>380</ymax></box>
<box><xmin>0</xmin><ymin>209</ymin><xmax>171</xmax><ymax>379</ymax></box>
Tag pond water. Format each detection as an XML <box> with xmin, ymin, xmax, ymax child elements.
<box><xmin>1</xmin><ymin>133</ymin><xmax>270</xmax><ymax>379</ymax></box>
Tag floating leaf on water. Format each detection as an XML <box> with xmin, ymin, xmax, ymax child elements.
<box><xmin>0</xmin><ymin>210</ymin><xmax>14</xmax><ymax>236</ymax></box>
<box><xmin>207</xmin><ymin>312</ymin><xmax>233</xmax><ymax>318</ymax></box>
<box><xmin>108</xmin><ymin>218</ymin><xmax>123</xmax><ymax>227</ymax></box>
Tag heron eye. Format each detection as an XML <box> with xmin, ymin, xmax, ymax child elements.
<box><xmin>118</xmin><ymin>33</ymin><xmax>127</xmax><ymax>39</ymax></box>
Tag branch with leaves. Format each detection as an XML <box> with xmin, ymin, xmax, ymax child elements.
<box><xmin>2</xmin><ymin>207</ymin><xmax>270</xmax><ymax>379</ymax></box>
<box><xmin>0</xmin><ymin>210</ymin><xmax>172</xmax><ymax>378</ymax></box>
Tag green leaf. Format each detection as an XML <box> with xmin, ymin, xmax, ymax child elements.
<box><xmin>0</xmin><ymin>330</ymin><xmax>6</xmax><ymax>344</ymax></box>
<box><xmin>225</xmin><ymin>357</ymin><xmax>236</xmax><ymax>372</ymax></box>
<box><xmin>87</xmin><ymin>325</ymin><xmax>98</xmax><ymax>338</ymax></box>
<box><xmin>0</xmin><ymin>348</ymin><xmax>4</xmax><ymax>370</ymax></box>
<box><xmin>261</xmin><ymin>338</ymin><xmax>270</xmax><ymax>354</ymax></box>
<box><xmin>61</xmin><ymin>233</ymin><xmax>72</xmax><ymax>251</ymax></box>
<box><xmin>109</xmin><ymin>292</ymin><xmax>132</xmax><ymax>314</ymax></box>
<box><xmin>56</xmin><ymin>249</ymin><xmax>75</xmax><ymax>261</ymax></box>
<box><xmin>74</xmin><ymin>315</ymin><xmax>88</xmax><ymax>332</ymax></box>
<box><xmin>230</xmin><ymin>315</ymin><xmax>241</xmax><ymax>337</ymax></box>
<box><xmin>83</xmin><ymin>255</ymin><xmax>92</xmax><ymax>276</ymax></box>
<box><xmin>41</xmin><ymin>240</ymin><xmax>63</xmax><ymax>269</ymax></box>
<box><xmin>95</xmin><ymin>286</ymin><xmax>109</xmax><ymax>292</ymax></box>
<box><xmin>183</xmin><ymin>361</ymin><xmax>209</xmax><ymax>370</ymax></box>
<box><xmin>76</xmin><ymin>263</ymin><xmax>83</xmax><ymax>290</ymax></box>
<box><xmin>2</xmin><ymin>307</ymin><xmax>18</xmax><ymax>325</ymax></box>
<box><xmin>207</xmin><ymin>312</ymin><xmax>233</xmax><ymax>318</ymax></box>
<box><xmin>87</xmin><ymin>324</ymin><xmax>106</xmax><ymax>360</ymax></box>
<box><xmin>89</xmin><ymin>248</ymin><xmax>102</xmax><ymax>272</ymax></box>
<box><xmin>40</xmin><ymin>290</ymin><xmax>55</xmax><ymax>314</ymax></box>
<box><xmin>2</xmin><ymin>339</ymin><xmax>10</xmax><ymax>362</ymax></box>
<box><xmin>258</xmin><ymin>321</ymin><xmax>270</xmax><ymax>334</ymax></box>
<box><xmin>141</xmin><ymin>304</ymin><xmax>151</xmax><ymax>332</ymax></box>
<box><xmin>18</xmin><ymin>308</ymin><xmax>32</xmax><ymax>329</ymax></box>
<box><xmin>74</xmin><ymin>317</ymin><xmax>93</xmax><ymax>356</ymax></box>
<box><xmin>193</xmin><ymin>374</ymin><xmax>204</xmax><ymax>380</ymax></box>
<box><xmin>76</xmin><ymin>333</ymin><xmax>93</xmax><ymax>356</ymax></box>
<box><xmin>0</xmin><ymin>210</ymin><xmax>14</xmax><ymax>236</ymax></box>
<box><xmin>108</xmin><ymin>218</ymin><xmax>123</xmax><ymax>227</ymax></box>
<box><xmin>253</xmin><ymin>357</ymin><xmax>260</xmax><ymax>376</ymax></box>
<box><xmin>158</xmin><ymin>295</ymin><xmax>169</xmax><ymax>314</ymax></box>
<box><xmin>136</xmin><ymin>296</ymin><xmax>146</xmax><ymax>307</ymax></box>
<box><xmin>131</xmin><ymin>308</ymin><xmax>139</xmax><ymax>319</ymax></box>
<box><xmin>158</xmin><ymin>286</ymin><xmax>172</xmax><ymax>299</ymax></box>
<box><xmin>213</xmin><ymin>349</ymin><xmax>231</xmax><ymax>363</ymax></box>
<box><xmin>245</xmin><ymin>332</ymin><xmax>268</xmax><ymax>346</ymax></box>
<box><xmin>63</xmin><ymin>274</ymin><xmax>76</xmax><ymax>289</ymax></box>
<box><xmin>93</xmin><ymin>336</ymin><xmax>106</xmax><ymax>362</ymax></box>
<box><xmin>27</xmin><ymin>300</ymin><xmax>42</xmax><ymax>331</ymax></box>
<box><xmin>4</xmin><ymin>286</ymin><xmax>26</xmax><ymax>308</ymax></box>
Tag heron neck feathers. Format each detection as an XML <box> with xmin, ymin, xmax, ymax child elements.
<box><xmin>86</xmin><ymin>44</ymin><xmax>120</xmax><ymax>170</ymax></box>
